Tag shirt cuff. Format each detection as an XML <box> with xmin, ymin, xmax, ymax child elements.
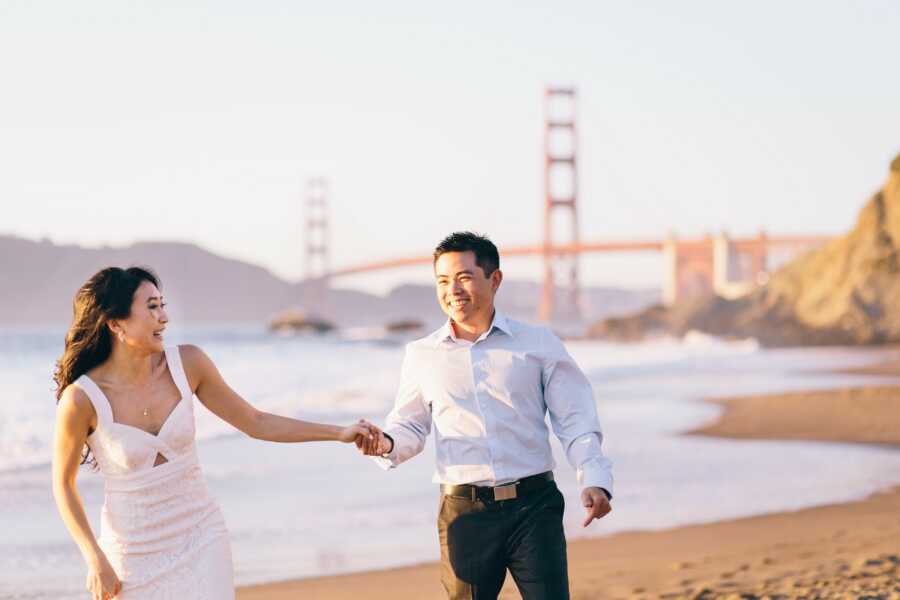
<box><xmin>370</xmin><ymin>432</ymin><xmax>398</xmax><ymax>470</ymax></box>
<box><xmin>578</xmin><ymin>457</ymin><xmax>614</xmax><ymax>499</ymax></box>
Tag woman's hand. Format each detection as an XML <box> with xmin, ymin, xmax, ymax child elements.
<box><xmin>337</xmin><ymin>419</ymin><xmax>380</xmax><ymax>445</ymax></box>
<box><xmin>86</xmin><ymin>551</ymin><xmax>121</xmax><ymax>599</ymax></box>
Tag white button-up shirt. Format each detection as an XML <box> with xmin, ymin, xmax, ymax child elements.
<box><xmin>376</xmin><ymin>311</ymin><xmax>613</xmax><ymax>495</ymax></box>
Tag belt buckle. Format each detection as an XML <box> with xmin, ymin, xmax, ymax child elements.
<box><xmin>493</xmin><ymin>483</ymin><xmax>517</xmax><ymax>501</ymax></box>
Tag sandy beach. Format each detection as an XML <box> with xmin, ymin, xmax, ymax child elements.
<box><xmin>237</xmin><ymin>369</ymin><xmax>900</xmax><ymax>599</ymax></box>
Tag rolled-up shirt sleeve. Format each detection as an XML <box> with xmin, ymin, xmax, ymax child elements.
<box><xmin>373</xmin><ymin>343</ymin><xmax>432</xmax><ymax>470</ymax></box>
<box><xmin>541</xmin><ymin>328</ymin><xmax>614</xmax><ymax>497</ymax></box>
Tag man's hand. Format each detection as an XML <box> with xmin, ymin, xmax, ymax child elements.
<box><xmin>581</xmin><ymin>487</ymin><xmax>611</xmax><ymax>527</ymax></box>
<box><xmin>353</xmin><ymin>420</ymin><xmax>393</xmax><ymax>455</ymax></box>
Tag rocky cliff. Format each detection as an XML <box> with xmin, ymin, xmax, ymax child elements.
<box><xmin>589</xmin><ymin>153</ymin><xmax>900</xmax><ymax>346</ymax></box>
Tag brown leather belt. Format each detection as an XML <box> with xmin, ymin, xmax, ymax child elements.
<box><xmin>441</xmin><ymin>471</ymin><xmax>554</xmax><ymax>502</ymax></box>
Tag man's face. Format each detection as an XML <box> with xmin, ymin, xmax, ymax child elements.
<box><xmin>434</xmin><ymin>251</ymin><xmax>501</xmax><ymax>326</ymax></box>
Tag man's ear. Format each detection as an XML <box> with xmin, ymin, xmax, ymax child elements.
<box><xmin>491</xmin><ymin>269</ymin><xmax>503</xmax><ymax>292</ymax></box>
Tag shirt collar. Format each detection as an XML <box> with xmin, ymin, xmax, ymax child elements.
<box><xmin>437</xmin><ymin>310</ymin><xmax>513</xmax><ymax>346</ymax></box>
<box><xmin>491</xmin><ymin>311</ymin><xmax>513</xmax><ymax>337</ymax></box>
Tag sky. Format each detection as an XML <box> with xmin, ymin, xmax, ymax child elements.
<box><xmin>1</xmin><ymin>1</ymin><xmax>898</xmax><ymax>293</ymax></box>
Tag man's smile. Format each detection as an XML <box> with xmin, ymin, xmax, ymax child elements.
<box><xmin>448</xmin><ymin>297</ymin><xmax>470</xmax><ymax>309</ymax></box>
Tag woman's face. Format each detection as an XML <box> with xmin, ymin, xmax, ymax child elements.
<box><xmin>115</xmin><ymin>281</ymin><xmax>168</xmax><ymax>353</ymax></box>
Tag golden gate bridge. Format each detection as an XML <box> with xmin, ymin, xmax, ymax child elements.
<box><xmin>301</xmin><ymin>88</ymin><xmax>831</xmax><ymax>323</ymax></box>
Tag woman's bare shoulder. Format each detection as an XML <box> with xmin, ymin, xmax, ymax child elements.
<box><xmin>175</xmin><ymin>344</ymin><xmax>217</xmax><ymax>389</ymax></box>
<box><xmin>177</xmin><ymin>344</ymin><xmax>213</xmax><ymax>369</ymax></box>
<box><xmin>58</xmin><ymin>383</ymin><xmax>95</xmax><ymax>420</ymax></box>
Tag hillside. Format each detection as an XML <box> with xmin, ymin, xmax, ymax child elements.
<box><xmin>0</xmin><ymin>236</ymin><xmax>657</xmax><ymax>327</ymax></box>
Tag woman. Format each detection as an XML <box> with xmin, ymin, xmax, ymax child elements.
<box><xmin>52</xmin><ymin>267</ymin><xmax>378</xmax><ymax>599</ymax></box>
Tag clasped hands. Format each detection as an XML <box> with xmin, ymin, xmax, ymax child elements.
<box><xmin>347</xmin><ymin>419</ymin><xmax>392</xmax><ymax>455</ymax></box>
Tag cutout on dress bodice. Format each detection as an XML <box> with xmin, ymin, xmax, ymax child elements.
<box><xmin>153</xmin><ymin>452</ymin><xmax>169</xmax><ymax>467</ymax></box>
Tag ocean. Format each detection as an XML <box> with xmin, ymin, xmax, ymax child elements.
<box><xmin>3</xmin><ymin>325</ymin><xmax>900</xmax><ymax>599</ymax></box>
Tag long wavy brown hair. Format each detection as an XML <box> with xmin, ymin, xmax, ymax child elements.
<box><xmin>54</xmin><ymin>266</ymin><xmax>161</xmax><ymax>465</ymax></box>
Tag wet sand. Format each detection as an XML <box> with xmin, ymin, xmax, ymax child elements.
<box><xmin>689</xmin><ymin>385</ymin><xmax>900</xmax><ymax>447</ymax></box>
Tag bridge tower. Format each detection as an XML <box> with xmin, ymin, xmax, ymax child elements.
<box><xmin>303</xmin><ymin>176</ymin><xmax>330</xmax><ymax>316</ymax></box>
<box><xmin>539</xmin><ymin>87</ymin><xmax>582</xmax><ymax>322</ymax></box>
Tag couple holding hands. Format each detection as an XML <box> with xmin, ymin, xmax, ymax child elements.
<box><xmin>53</xmin><ymin>231</ymin><xmax>613</xmax><ymax>600</ymax></box>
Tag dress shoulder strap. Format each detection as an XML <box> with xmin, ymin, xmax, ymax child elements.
<box><xmin>165</xmin><ymin>346</ymin><xmax>193</xmax><ymax>401</ymax></box>
<box><xmin>73</xmin><ymin>375</ymin><xmax>114</xmax><ymax>428</ymax></box>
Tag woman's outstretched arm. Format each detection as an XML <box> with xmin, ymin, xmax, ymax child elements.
<box><xmin>52</xmin><ymin>386</ymin><xmax>121</xmax><ymax>600</ymax></box>
<box><xmin>181</xmin><ymin>344</ymin><xmax>375</xmax><ymax>443</ymax></box>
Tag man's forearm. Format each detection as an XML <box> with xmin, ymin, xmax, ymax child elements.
<box><xmin>571</xmin><ymin>433</ymin><xmax>614</xmax><ymax>498</ymax></box>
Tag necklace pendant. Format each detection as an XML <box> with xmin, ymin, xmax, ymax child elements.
<box><xmin>142</xmin><ymin>408</ymin><xmax>150</xmax><ymax>417</ymax></box>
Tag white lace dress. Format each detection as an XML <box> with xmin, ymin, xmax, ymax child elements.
<box><xmin>74</xmin><ymin>346</ymin><xmax>234</xmax><ymax>599</ymax></box>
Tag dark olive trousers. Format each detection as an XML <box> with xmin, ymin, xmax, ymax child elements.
<box><xmin>437</xmin><ymin>482</ymin><xmax>569</xmax><ymax>600</ymax></box>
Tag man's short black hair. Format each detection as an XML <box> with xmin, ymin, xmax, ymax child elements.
<box><xmin>433</xmin><ymin>231</ymin><xmax>500</xmax><ymax>277</ymax></box>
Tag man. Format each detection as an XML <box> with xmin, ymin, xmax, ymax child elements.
<box><xmin>360</xmin><ymin>231</ymin><xmax>613</xmax><ymax>600</ymax></box>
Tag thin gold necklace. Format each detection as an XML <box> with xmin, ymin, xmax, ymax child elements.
<box><xmin>141</xmin><ymin>373</ymin><xmax>156</xmax><ymax>417</ymax></box>
<box><xmin>138</xmin><ymin>356</ymin><xmax>160</xmax><ymax>418</ymax></box>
